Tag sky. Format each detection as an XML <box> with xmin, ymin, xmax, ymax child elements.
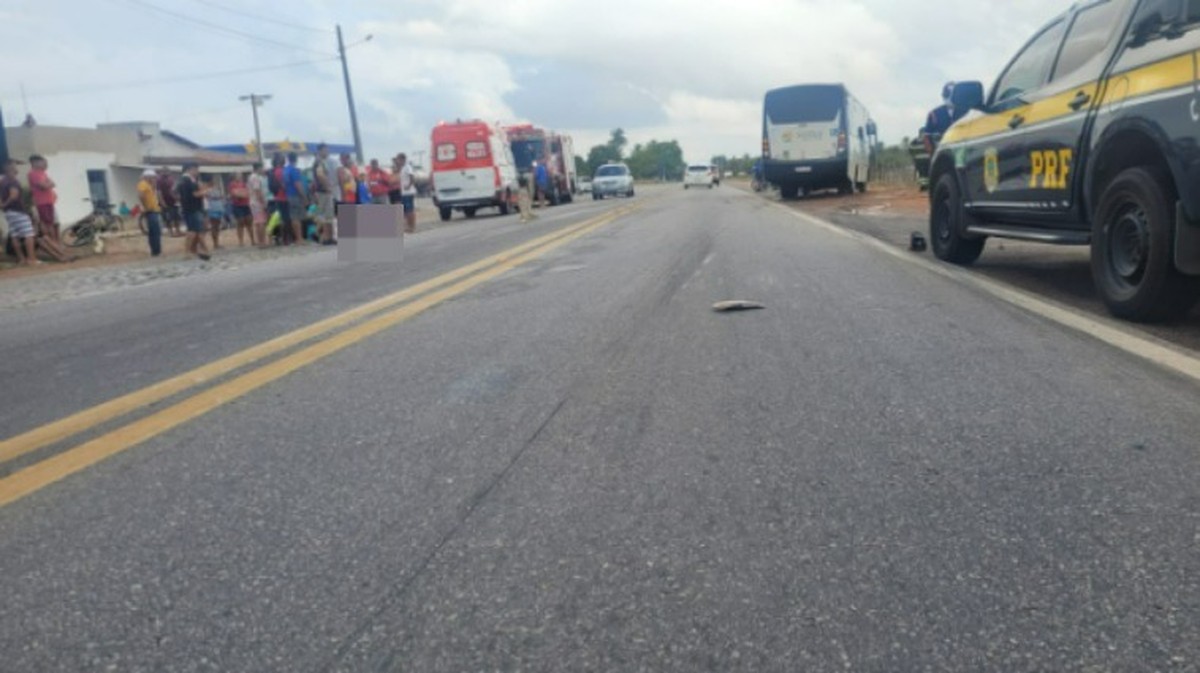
<box><xmin>0</xmin><ymin>0</ymin><xmax>1065</xmax><ymax>166</ymax></box>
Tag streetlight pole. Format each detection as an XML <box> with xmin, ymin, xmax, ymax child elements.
<box><xmin>337</xmin><ymin>25</ymin><xmax>366</xmax><ymax>165</ymax></box>
<box><xmin>238</xmin><ymin>94</ymin><xmax>271</xmax><ymax>165</ymax></box>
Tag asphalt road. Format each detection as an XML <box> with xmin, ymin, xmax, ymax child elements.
<box><xmin>779</xmin><ymin>186</ymin><xmax>1200</xmax><ymax>352</ymax></box>
<box><xmin>1</xmin><ymin>185</ymin><xmax>1199</xmax><ymax>672</ymax></box>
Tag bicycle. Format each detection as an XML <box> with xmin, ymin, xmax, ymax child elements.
<box><xmin>62</xmin><ymin>199</ymin><xmax>126</xmax><ymax>248</ymax></box>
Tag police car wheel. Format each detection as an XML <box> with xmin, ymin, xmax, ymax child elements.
<box><xmin>438</xmin><ymin>207</ymin><xmax>452</xmax><ymax>222</ymax></box>
<box><xmin>1091</xmin><ymin>166</ymin><xmax>1200</xmax><ymax>322</ymax></box>
<box><xmin>930</xmin><ymin>174</ymin><xmax>985</xmax><ymax>265</ymax></box>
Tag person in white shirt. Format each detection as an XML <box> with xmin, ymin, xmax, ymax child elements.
<box><xmin>396</xmin><ymin>153</ymin><xmax>417</xmax><ymax>234</ymax></box>
<box><xmin>246</xmin><ymin>163</ymin><xmax>270</xmax><ymax>247</ymax></box>
<box><xmin>313</xmin><ymin>143</ymin><xmax>340</xmax><ymax>245</ymax></box>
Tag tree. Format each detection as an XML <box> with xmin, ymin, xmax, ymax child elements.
<box><xmin>607</xmin><ymin>128</ymin><xmax>627</xmax><ymax>157</ymax></box>
<box><xmin>710</xmin><ymin>153</ymin><xmax>756</xmax><ymax>177</ymax></box>
<box><xmin>574</xmin><ymin>155</ymin><xmax>588</xmax><ymax>176</ymax></box>
<box><xmin>627</xmin><ymin>139</ymin><xmax>685</xmax><ymax>181</ymax></box>
<box><xmin>585</xmin><ymin>144</ymin><xmax>621</xmax><ymax>176</ymax></box>
<box><xmin>581</xmin><ymin>128</ymin><xmax>631</xmax><ymax>176</ymax></box>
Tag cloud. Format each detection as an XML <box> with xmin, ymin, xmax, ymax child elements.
<box><xmin>3</xmin><ymin>0</ymin><xmax>1065</xmax><ymax>164</ymax></box>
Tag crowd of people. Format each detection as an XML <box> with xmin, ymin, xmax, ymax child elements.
<box><xmin>1</xmin><ymin>155</ymin><xmax>75</xmax><ymax>266</ymax></box>
<box><xmin>139</xmin><ymin>145</ymin><xmax>420</xmax><ymax>262</ymax></box>
<box><xmin>2</xmin><ymin>145</ymin><xmax>421</xmax><ymax>268</ymax></box>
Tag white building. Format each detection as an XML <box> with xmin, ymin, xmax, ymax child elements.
<box><xmin>5</xmin><ymin>122</ymin><xmax>252</xmax><ymax>228</ymax></box>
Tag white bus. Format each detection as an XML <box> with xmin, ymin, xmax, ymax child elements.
<box><xmin>762</xmin><ymin>83</ymin><xmax>876</xmax><ymax>199</ymax></box>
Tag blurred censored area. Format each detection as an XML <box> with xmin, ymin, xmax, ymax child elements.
<box><xmin>337</xmin><ymin>204</ymin><xmax>404</xmax><ymax>263</ymax></box>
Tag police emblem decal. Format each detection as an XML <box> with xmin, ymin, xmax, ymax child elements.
<box><xmin>983</xmin><ymin>147</ymin><xmax>1000</xmax><ymax>194</ymax></box>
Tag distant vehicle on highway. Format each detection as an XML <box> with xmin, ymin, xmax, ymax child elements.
<box><xmin>684</xmin><ymin>165</ymin><xmax>715</xmax><ymax>189</ymax></box>
<box><xmin>762</xmin><ymin>83</ymin><xmax>877</xmax><ymax>199</ymax></box>
<box><xmin>929</xmin><ymin>0</ymin><xmax>1200</xmax><ymax>322</ymax></box>
<box><xmin>430</xmin><ymin>120</ymin><xmax>519</xmax><ymax>221</ymax></box>
<box><xmin>592</xmin><ymin>163</ymin><xmax>634</xmax><ymax>200</ymax></box>
<box><xmin>710</xmin><ymin>164</ymin><xmax>721</xmax><ymax>187</ymax></box>
<box><xmin>578</xmin><ymin>177</ymin><xmax>592</xmax><ymax>194</ymax></box>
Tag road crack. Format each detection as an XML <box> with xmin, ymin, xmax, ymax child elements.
<box><xmin>315</xmin><ymin>397</ymin><xmax>570</xmax><ymax>673</ymax></box>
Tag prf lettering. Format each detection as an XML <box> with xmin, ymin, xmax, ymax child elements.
<box><xmin>1030</xmin><ymin>149</ymin><xmax>1072</xmax><ymax>189</ymax></box>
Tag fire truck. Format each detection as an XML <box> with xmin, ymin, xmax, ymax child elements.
<box><xmin>505</xmin><ymin>124</ymin><xmax>576</xmax><ymax>205</ymax></box>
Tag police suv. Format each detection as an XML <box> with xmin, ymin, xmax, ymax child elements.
<box><xmin>929</xmin><ymin>0</ymin><xmax>1200</xmax><ymax>322</ymax></box>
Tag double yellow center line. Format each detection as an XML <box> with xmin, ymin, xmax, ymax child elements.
<box><xmin>0</xmin><ymin>204</ymin><xmax>640</xmax><ymax>508</ymax></box>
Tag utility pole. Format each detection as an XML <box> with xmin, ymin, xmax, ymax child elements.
<box><xmin>238</xmin><ymin>94</ymin><xmax>271</xmax><ymax>165</ymax></box>
<box><xmin>337</xmin><ymin>24</ymin><xmax>365</xmax><ymax>164</ymax></box>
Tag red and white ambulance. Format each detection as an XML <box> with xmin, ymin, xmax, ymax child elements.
<box><xmin>430</xmin><ymin>120</ymin><xmax>520</xmax><ymax>222</ymax></box>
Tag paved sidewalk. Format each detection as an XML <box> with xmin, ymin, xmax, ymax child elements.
<box><xmin>0</xmin><ymin>199</ymin><xmax>472</xmax><ymax>310</ymax></box>
<box><xmin>0</xmin><ymin>243</ymin><xmax>330</xmax><ymax>310</ymax></box>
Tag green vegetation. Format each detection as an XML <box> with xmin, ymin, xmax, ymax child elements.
<box><xmin>581</xmin><ymin>128</ymin><xmax>628</xmax><ymax>176</ymax></box>
<box><xmin>627</xmin><ymin>140</ymin><xmax>685</xmax><ymax>180</ymax></box>
<box><xmin>580</xmin><ymin>129</ymin><xmax>685</xmax><ymax>180</ymax></box>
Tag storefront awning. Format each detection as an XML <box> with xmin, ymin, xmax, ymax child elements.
<box><xmin>206</xmin><ymin>141</ymin><xmax>356</xmax><ymax>158</ymax></box>
<box><xmin>116</xmin><ymin>162</ymin><xmax>250</xmax><ymax>174</ymax></box>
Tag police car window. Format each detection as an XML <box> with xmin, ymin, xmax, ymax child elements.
<box><xmin>991</xmin><ymin>20</ymin><xmax>1067</xmax><ymax>105</ymax></box>
<box><xmin>1052</xmin><ymin>1</ymin><xmax>1125</xmax><ymax>81</ymax></box>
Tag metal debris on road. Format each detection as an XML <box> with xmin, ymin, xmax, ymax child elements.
<box><xmin>712</xmin><ymin>300</ymin><xmax>766</xmax><ymax>312</ymax></box>
<box><xmin>910</xmin><ymin>231</ymin><xmax>927</xmax><ymax>252</ymax></box>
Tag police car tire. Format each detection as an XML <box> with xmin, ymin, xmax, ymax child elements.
<box><xmin>930</xmin><ymin>174</ymin><xmax>985</xmax><ymax>265</ymax></box>
<box><xmin>1091</xmin><ymin>167</ymin><xmax>1200</xmax><ymax>322</ymax></box>
<box><xmin>438</xmin><ymin>206</ymin><xmax>452</xmax><ymax>222</ymax></box>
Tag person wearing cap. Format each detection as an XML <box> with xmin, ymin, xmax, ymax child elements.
<box><xmin>137</xmin><ymin>169</ymin><xmax>163</xmax><ymax>256</ymax></box>
<box><xmin>923</xmin><ymin>82</ymin><xmax>959</xmax><ymax>139</ymax></box>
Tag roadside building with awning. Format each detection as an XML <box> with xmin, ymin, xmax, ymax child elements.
<box><xmin>206</xmin><ymin>140</ymin><xmax>355</xmax><ymax>160</ymax></box>
<box><xmin>4</xmin><ymin>121</ymin><xmax>252</xmax><ymax>227</ymax></box>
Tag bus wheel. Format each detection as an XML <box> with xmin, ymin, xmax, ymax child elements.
<box><xmin>780</xmin><ymin>184</ymin><xmax>799</xmax><ymax>200</ymax></box>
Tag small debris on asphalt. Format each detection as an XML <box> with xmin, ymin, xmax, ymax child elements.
<box><xmin>712</xmin><ymin>300</ymin><xmax>766</xmax><ymax>313</ymax></box>
<box><xmin>909</xmin><ymin>232</ymin><xmax>927</xmax><ymax>252</ymax></box>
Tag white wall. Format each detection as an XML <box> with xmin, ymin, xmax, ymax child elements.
<box><xmin>22</xmin><ymin>151</ymin><xmax>136</xmax><ymax>227</ymax></box>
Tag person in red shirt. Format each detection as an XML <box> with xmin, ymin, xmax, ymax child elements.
<box><xmin>366</xmin><ymin>159</ymin><xmax>391</xmax><ymax>204</ymax></box>
<box><xmin>228</xmin><ymin>173</ymin><xmax>252</xmax><ymax>247</ymax></box>
<box><xmin>27</xmin><ymin>155</ymin><xmax>60</xmax><ymax>242</ymax></box>
<box><xmin>268</xmin><ymin>153</ymin><xmax>289</xmax><ymax>244</ymax></box>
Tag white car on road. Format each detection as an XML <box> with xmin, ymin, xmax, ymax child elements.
<box><xmin>684</xmin><ymin>165</ymin><xmax>715</xmax><ymax>189</ymax></box>
<box><xmin>592</xmin><ymin>163</ymin><xmax>634</xmax><ymax>200</ymax></box>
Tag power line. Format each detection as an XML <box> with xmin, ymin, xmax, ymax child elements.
<box><xmin>6</xmin><ymin>58</ymin><xmax>337</xmax><ymax>100</ymax></box>
<box><xmin>116</xmin><ymin>0</ymin><xmax>333</xmax><ymax>56</ymax></box>
<box><xmin>196</xmin><ymin>0</ymin><xmax>329</xmax><ymax>34</ymax></box>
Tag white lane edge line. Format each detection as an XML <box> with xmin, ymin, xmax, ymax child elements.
<box><xmin>773</xmin><ymin>201</ymin><xmax>1200</xmax><ymax>386</ymax></box>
